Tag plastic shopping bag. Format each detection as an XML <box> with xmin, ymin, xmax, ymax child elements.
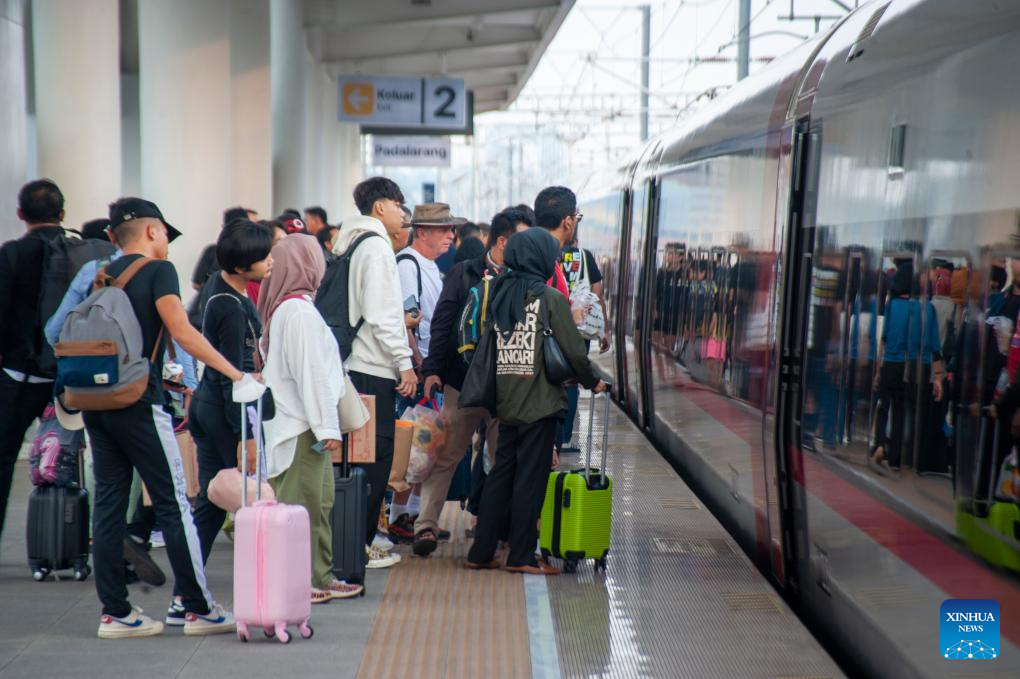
<box><xmin>405</xmin><ymin>399</ymin><xmax>446</xmax><ymax>484</ymax></box>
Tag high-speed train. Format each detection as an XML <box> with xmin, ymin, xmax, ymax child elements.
<box><xmin>580</xmin><ymin>1</ymin><xmax>1020</xmax><ymax>676</ymax></box>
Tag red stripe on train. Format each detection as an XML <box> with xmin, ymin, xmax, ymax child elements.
<box><xmin>675</xmin><ymin>384</ymin><xmax>1020</xmax><ymax>647</ymax></box>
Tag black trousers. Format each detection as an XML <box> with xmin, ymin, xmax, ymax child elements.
<box><xmin>0</xmin><ymin>370</ymin><xmax>52</xmax><ymax>540</ymax></box>
<box><xmin>468</xmin><ymin>418</ymin><xmax>558</xmax><ymax>568</ymax></box>
<box><xmin>176</xmin><ymin>395</ymin><xmax>240</xmax><ymax>594</ymax></box>
<box><xmin>874</xmin><ymin>362</ymin><xmax>909</xmax><ymax>468</ymax></box>
<box><xmin>348</xmin><ymin>371</ymin><xmax>395</xmax><ymax>546</ymax></box>
<box><xmin>84</xmin><ymin>402</ymin><xmax>213</xmax><ymax>618</ymax></box>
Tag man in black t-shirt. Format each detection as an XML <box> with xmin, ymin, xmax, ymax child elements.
<box><xmin>87</xmin><ymin>198</ymin><xmax>255</xmax><ymax>640</ymax></box>
<box><xmin>0</xmin><ymin>179</ymin><xmax>67</xmax><ymax>544</ymax></box>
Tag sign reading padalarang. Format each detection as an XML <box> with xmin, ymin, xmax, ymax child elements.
<box><xmin>338</xmin><ymin>76</ymin><xmax>466</xmax><ymax>130</ymax></box>
<box><xmin>372</xmin><ymin>137</ymin><xmax>451</xmax><ymax>167</ymax></box>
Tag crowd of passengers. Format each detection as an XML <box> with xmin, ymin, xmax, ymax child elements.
<box><xmin>0</xmin><ymin>176</ymin><xmax>609</xmax><ymax>638</ymax></box>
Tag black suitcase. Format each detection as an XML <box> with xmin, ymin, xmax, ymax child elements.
<box><xmin>330</xmin><ymin>438</ymin><xmax>368</xmax><ymax>590</ymax></box>
<box><xmin>26</xmin><ymin>484</ymin><xmax>91</xmax><ymax>581</ymax></box>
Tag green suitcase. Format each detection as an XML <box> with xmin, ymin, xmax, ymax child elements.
<box><xmin>540</xmin><ymin>391</ymin><xmax>613</xmax><ymax>573</ymax></box>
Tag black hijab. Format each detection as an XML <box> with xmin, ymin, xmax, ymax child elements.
<box><xmin>490</xmin><ymin>228</ymin><xmax>561</xmax><ymax>338</ymax></box>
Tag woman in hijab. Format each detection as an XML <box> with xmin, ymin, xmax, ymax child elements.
<box><xmin>466</xmin><ymin>228</ymin><xmax>606</xmax><ymax>575</ymax></box>
<box><xmin>258</xmin><ymin>235</ymin><xmax>362</xmax><ymax>603</ymax></box>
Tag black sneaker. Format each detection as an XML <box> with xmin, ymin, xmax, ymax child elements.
<box><xmin>437</xmin><ymin>528</ymin><xmax>451</xmax><ymax>541</ymax></box>
<box><xmin>122</xmin><ymin>537</ymin><xmax>166</xmax><ymax>587</ymax></box>
<box><xmin>165</xmin><ymin>600</ymin><xmax>186</xmax><ymax>627</ymax></box>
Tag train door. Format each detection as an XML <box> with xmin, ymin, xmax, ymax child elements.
<box><xmin>774</xmin><ymin>119</ymin><xmax>820</xmax><ymax>590</ymax></box>
<box><xmin>621</xmin><ymin>181</ymin><xmax>655</xmax><ymax>428</ymax></box>
<box><xmin>613</xmin><ymin>190</ymin><xmax>633</xmax><ymax>399</ymax></box>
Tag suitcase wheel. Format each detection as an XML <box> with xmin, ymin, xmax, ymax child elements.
<box><xmin>562</xmin><ymin>559</ymin><xmax>578</xmax><ymax>574</ymax></box>
<box><xmin>275</xmin><ymin>623</ymin><xmax>291</xmax><ymax>644</ymax></box>
<box><xmin>299</xmin><ymin>622</ymin><xmax>314</xmax><ymax>640</ymax></box>
<box><xmin>595</xmin><ymin>556</ymin><xmax>608</xmax><ymax>572</ymax></box>
<box><xmin>237</xmin><ymin>623</ymin><xmax>250</xmax><ymax>642</ymax></box>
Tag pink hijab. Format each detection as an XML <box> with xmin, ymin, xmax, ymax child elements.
<box><xmin>256</xmin><ymin>234</ymin><xmax>325</xmax><ymax>354</ymax></box>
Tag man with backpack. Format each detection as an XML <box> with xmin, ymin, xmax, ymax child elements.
<box><xmin>0</xmin><ymin>179</ymin><xmax>112</xmax><ymax>545</ymax></box>
<box><xmin>412</xmin><ymin>207</ymin><xmax>532</xmax><ymax>557</ymax></box>
<box><xmin>328</xmin><ymin>177</ymin><xmax>416</xmax><ymax>569</ymax></box>
<box><xmin>61</xmin><ymin>197</ymin><xmax>259</xmax><ymax>639</ymax></box>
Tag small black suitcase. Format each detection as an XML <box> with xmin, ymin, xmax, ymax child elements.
<box><xmin>26</xmin><ymin>484</ymin><xmax>91</xmax><ymax>581</ymax></box>
<box><xmin>330</xmin><ymin>438</ymin><xmax>368</xmax><ymax>590</ymax></box>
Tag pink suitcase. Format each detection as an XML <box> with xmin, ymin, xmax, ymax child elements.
<box><xmin>233</xmin><ymin>402</ymin><xmax>313</xmax><ymax>643</ymax></box>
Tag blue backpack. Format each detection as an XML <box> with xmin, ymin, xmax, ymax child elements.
<box><xmin>457</xmin><ymin>275</ymin><xmax>495</xmax><ymax>365</ymax></box>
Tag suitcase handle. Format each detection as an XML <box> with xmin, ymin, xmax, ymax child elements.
<box><xmin>240</xmin><ymin>398</ymin><xmax>265</xmax><ymax>508</ymax></box>
<box><xmin>584</xmin><ymin>385</ymin><xmax>612</xmax><ymax>487</ymax></box>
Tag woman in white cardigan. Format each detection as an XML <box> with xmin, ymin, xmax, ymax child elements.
<box><xmin>257</xmin><ymin>234</ymin><xmax>362</xmax><ymax>603</ymax></box>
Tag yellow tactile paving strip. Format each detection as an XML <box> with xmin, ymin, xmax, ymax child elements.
<box><xmin>357</xmin><ymin>503</ymin><xmax>531</xmax><ymax>679</ymax></box>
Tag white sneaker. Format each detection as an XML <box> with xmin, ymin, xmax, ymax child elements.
<box><xmin>98</xmin><ymin>606</ymin><xmax>164</xmax><ymax>639</ymax></box>
<box><xmin>150</xmin><ymin>531</ymin><xmax>165</xmax><ymax>549</ymax></box>
<box><xmin>183</xmin><ymin>603</ymin><xmax>235</xmax><ymax>636</ymax></box>
<box><xmin>366</xmin><ymin>545</ymin><xmax>401</xmax><ymax>569</ymax></box>
<box><xmin>372</xmin><ymin>534</ymin><xmax>395</xmax><ymax>553</ymax></box>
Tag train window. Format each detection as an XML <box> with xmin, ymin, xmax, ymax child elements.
<box><xmin>867</xmin><ymin>253</ymin><xmax>921</xmax><ymax>474</ymax></box>
<box><xmin>916</xmin><ymin>255</ymin><xmax>969</xmax><ymax>478</ymax></box>
<box><xmin>652</xmin><ymin>242</ymin><xmax>685</xmax><ymax>353</ymax></box>
<box><xmin>950</xmin><ymin>255</ymin><xmax>1020</xmax><ymax>570</ymax></box>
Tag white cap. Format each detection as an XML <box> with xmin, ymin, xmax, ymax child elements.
<box><xmin>54</xmin><ymin>394</ymin><xmax>84</xmax><ymax>432</ymax></box>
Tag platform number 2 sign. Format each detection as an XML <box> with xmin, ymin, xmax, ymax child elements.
<box><xmin>424</xmin><ymin>79</ymin><xmax>465</xmax><ymax>128</ymax></box>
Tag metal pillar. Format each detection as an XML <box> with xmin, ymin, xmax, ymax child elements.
<box><xmin>639</xmin><ymin>4</ymin><xmax>650</xmax><ymax>141</ymax></box>
<box><xmin>737</xmin><ymin>0</ymin><xmax>751</xmax><ymax>81</ymax></box>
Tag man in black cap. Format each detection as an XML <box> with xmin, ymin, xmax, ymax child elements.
<box><xmin>86</xmin><ymin>197</ymin><xmax>253</xmax><ymax>639</ymax></box>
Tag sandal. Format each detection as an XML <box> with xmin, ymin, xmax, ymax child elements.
<box><xmin>311</xmin><ymin>588</ymin><xmax>331</xmax><ymax>605</ymax></box>
<box><xmin>325</xmin><ymin>579</ymin><xmax>364</xmax><ymax>599</ymax></box>
<box><xmin>413</xmin><ymin>529</ymin><xmax>439</xmax><ymax>557</ymax></box>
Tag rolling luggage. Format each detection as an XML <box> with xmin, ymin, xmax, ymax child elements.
<box><xmin>540</xmin><ymin>390</ymin><xmax>613</xmax><ymax>573</ymax></box>
<box><xmin>233</xmin><ymin>401</ymin><xmax>314</xmax><ymax>643</ymax></box>
<box><xmin>330</xmin><ymin>437</ymin><xmax>368</xmax><ymax>590</ymax></box>
<box><xmin>26</xmin><ymin>483</ymin><xmax>91</xmax><ymax>581</ymax></box>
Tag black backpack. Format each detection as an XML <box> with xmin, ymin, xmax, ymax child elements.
<box><xmin>6</xmin><ymin>229</ymin><xmax>115</xmax><ymax>378</ymax></box>
<box><xmin>315</xmin><ymin>232</ymin><xmax>383</xmax><ymax>360</ymax></box>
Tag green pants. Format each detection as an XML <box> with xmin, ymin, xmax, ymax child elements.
<box><xmin>268</xmin><ymin>430</ymin><xmax>334</xmax><ymax>589</ymax></box>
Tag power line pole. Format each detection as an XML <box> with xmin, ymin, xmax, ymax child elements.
<box><xmin>737</xmin><ymin>0</ymin><xmax>751</xmax><ymax>80</ymax></box>
<box><xmin>640</xmin><ymin>4</ymin><xmax>650</xmax><ymax>141</ymax></box>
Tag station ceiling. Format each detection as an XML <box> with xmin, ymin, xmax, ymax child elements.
<box><xmin>305</xmin><ymin>0</ymin><xmax>575</xmax><ymax>113</ymax></box>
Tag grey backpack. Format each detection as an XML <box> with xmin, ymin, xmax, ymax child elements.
<box><xmin>55</xmin><ymin>257</ymin><xmax>161</xmax><ymax>411</ymax></box>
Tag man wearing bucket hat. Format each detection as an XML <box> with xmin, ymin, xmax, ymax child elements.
<box><xmin>387</xmin><ymin>204</ymin><xmax>460</xmax><ymax>540</ymax></box>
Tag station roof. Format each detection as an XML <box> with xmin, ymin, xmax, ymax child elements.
<box><xmin>306</xmin><ymin>0</ymin><xmax>575</xmax><ymax>113</ymax></box>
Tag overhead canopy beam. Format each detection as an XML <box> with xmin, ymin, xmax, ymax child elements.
<box><xmin>313</xmin><ymin>0</ymin><xmax>562</xmax><ymax>30</ymax></box>
<box><xmin>322</xmin><ymin>24</ymin><xmax>541</xmax><ymax>61</ymax></box>
<box><xmin>326</xmin><ymin>42</ymin><xmax>538</xmax><ymax>77</ymax></box>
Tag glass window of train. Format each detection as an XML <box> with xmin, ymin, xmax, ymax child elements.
<box><xmin>802</xmin><ymin>239</ymin><xmax>846</xmax><ymax>453</ymax></box>
<box><xmin>866</xmin><ymin>252</ymin><xmax>919</xmax><ymax>474</ymax></box>
<box><xmin>835</xmin><ymin>251</ymin><xmax>865</xmax><ymax>455</ymax></box>
<box><xmin>653</xmin><ymin>242</ymin><xmax>684</xmax><ymax>353</ymax></box>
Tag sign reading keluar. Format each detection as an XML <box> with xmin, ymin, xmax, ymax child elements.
<box><xmin>338</xmin><ymin>76</ymin><xmax>466</xmax><ymax>130</ymax></box>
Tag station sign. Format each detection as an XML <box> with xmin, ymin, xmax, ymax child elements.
<box><xmin>372</xmin><ymin>136</ymin><xmax>451</xmax><ymax>167</ymax></box>
<box><xmin>338</xmin><ymin>76</ymin><xmax>467</xmax><ymax>130</ymax></box>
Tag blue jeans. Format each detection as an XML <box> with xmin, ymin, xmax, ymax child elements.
<box><xmin>560</xmin><ymin>384</ymin><xmax>580</xmax><ymax>448</ymax></box>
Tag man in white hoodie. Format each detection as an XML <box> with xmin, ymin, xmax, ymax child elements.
<box><xmin>332</xmin><ymin>177</ymin><xmax>416</xmax><ymax>569</ymax></box>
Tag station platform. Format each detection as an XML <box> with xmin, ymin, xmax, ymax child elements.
<box><xmin>0</xmin><ymin>395</ymin><xmax>844</xmax><ymax>678</ymax></box>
